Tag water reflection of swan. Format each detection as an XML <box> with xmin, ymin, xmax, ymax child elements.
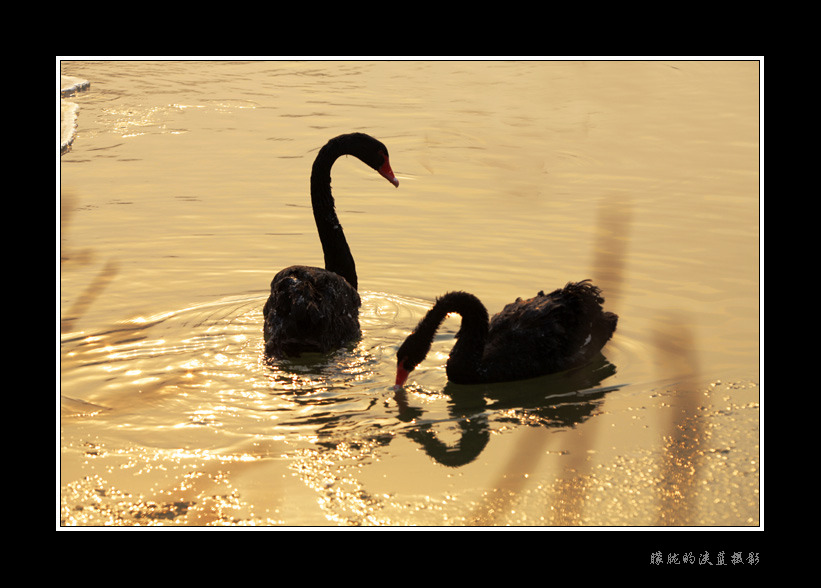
<box><xmin>395</xmin><ymin>281</ymin><xmax>618</xmax><ymax>387</ymax></box>
<box><xmin>393</xmin><ymin>355</ymin><xmax>618</xmax><ymax>467</ymax></box>
<box><xmin>263</xmin><ymin>133</ymin><xmax>399</xmax><ymax>358</ymax></box>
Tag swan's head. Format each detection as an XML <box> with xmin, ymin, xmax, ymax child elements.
<box><xmin>394</xmin><ymin>331</ymin><xmax>431</xmax><ymax>388</ymax></box>
<box><xmin>341</xmin><ymin>132</ymin><xmax>399</xmax><ymax>187</ymax></box>
<box><xmin>363</xmin><ymin>139</ymin><xmax>399</xmax><ymax>187</ymax></box>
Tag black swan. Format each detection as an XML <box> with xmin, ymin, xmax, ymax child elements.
<box><xmin>395</xmin><ymin>280</ymin><xmax>618</xmax><ymax>386</ymax></box>
<box><xmin>263</xmin><ymin>133</ymin><xmax>399</xmax><ymax>357</ymax></box>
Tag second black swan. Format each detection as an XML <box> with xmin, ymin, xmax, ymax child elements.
<box><xmin>263</xmin><ymin>133</ymin><xmax>399</xmax><ymax>357</ymax></box>
<box><xmin>395</xmin><ymin>280</ymin><xmax>617</xmax><ymax>386</ymax></box>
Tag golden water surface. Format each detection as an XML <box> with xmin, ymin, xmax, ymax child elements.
<box><xmin>59</xmin><ymin>60</ymin><xmax>761</xmax><ymax>530</ymax></box>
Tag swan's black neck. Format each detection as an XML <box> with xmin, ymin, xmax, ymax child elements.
<box><xmin>402</xmin><ymin>292</ymin><xmax>490</xmax><ymax>380</ymax></box>
<box><xmin>310</xmin><ymin>137</ymin><xmax>359</xmax><ymax>290</ymax></box>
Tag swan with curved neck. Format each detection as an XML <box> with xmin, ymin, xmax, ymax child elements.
<box><xmin>395</xmin><ymin>280</ymin><xmax>617</xmax><ymax>386</ymax></box>
<box><xmin>263</xmin><ymin>133</ymin><xmax>398</xmax><ymax>357</ymax></box>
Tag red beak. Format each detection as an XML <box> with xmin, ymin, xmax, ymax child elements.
<box><xmin>379</xmin><ymin>155</ymin><xmax>399</xmax><ymax>187</ymax></box>
<box><xmin>394</xmin><ymin>362</ymin><xmax>411</xmax><ymax>388</ymax></box>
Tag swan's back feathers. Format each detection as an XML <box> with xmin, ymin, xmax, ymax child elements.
<box><xmin>483</xmin><ymin>280</ymin><xmax>617</xmax><ymax>380</ymax></box>
<box><xmin>263</xmin><ymin>266</ymin><xmax>360</xmax><ymax>357</ymax></box>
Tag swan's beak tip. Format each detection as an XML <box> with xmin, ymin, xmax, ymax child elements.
<box><xmin>395</xmin><ymin>364</ymin><xmax>411</xmax><ymax>388</ymax></box>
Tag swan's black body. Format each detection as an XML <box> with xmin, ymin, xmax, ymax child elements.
<box><xmin>395</xmin><ymin>280</ymin><xmax>617</xmax><ymax>385</ymax></box>
<box><xmin>264</xmin><ymin>133</ymin><xmax>398</xmax><ymax>357</ymax></box>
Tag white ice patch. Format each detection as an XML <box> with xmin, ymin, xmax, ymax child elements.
<box><xmin>60</xmin><ymin>75</ymin><xmax>90</xmax><ymax>154</ymax></box>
